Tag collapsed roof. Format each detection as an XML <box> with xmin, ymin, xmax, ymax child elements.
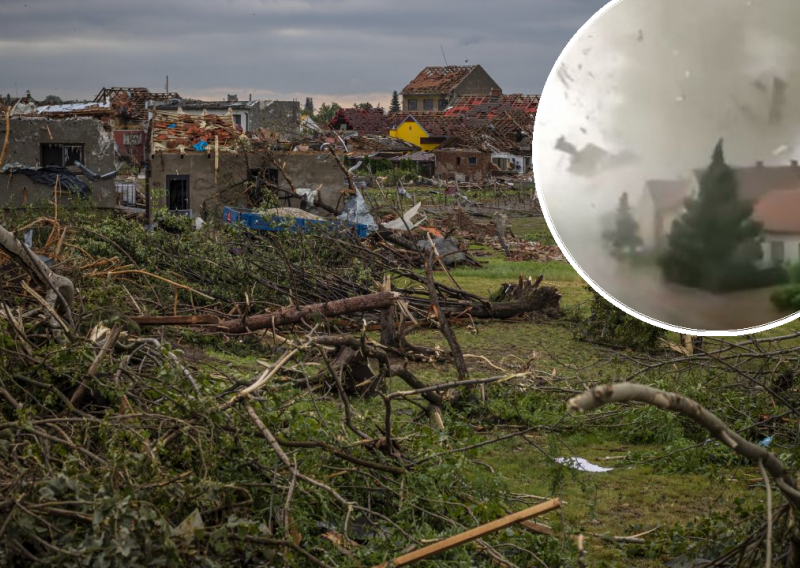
<box><xmin>151</xmin><ymin>111</ymin><xmax>242</xmax><ymax>153</ymax></box>
<box><xmin>401</xmin><ymin>66</ymin><xmax>477</xmax><ymax>95</ymax></box>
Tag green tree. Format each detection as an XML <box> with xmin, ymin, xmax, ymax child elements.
<box><xmin>602</xmin><ymin>191</ymin><xmax>642</xmax><ymax>256</ymax></box>
<box><xmin>314</xmin><ymin>102</ymin><xmax>341</xmax><ymax>125</ymax></box>
<box><xmin>389</xmin><ymin>91</ymin><xmax>400</xmax><ymax>113</ymax></box>
<box><xmin>353</xmin><ymin>102</ymin><xmax>373</xmax><ymax>110</ymax></box>
<box><xmin>42</xmin><ymin>95</ymin><xmax>63</xmax><ymax>105</ymax></box>
<box><xmin>659</xmin><ymin>139</ymin><xmax>764</xmax><ymax>291</ymax></box>
<box><xmin>304</xmin><ymin>97</ymin><xmax>314</xmax><ymax>115</ymax></box>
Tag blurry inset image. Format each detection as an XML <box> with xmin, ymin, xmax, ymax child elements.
<box><xmin>534</xmin><ymin>0</ymin><xmax>800</xmax><ymax>333</ymax></box>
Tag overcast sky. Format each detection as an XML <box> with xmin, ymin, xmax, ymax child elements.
<box><xmin>0</xmin><ymin>0</ymin><xmax>607</xmax><ymax>107</ymax></box>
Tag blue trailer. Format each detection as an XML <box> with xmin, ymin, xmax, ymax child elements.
<box><xmin>222</xmin><ymin>207</ymin><xmax>371</xmax><ymax>239</ymax></box>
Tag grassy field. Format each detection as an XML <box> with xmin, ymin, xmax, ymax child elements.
<box><xmin>395</xmin><ymin>215</ymin><xmax>771</xmax><ymax>566</ymax></box>
<box><xmin>186</xmin><ymin>211</ymin><xmax>778</xmax><ymax>566</ymax></box>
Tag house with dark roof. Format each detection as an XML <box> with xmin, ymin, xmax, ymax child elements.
<box><xmin>400</xmin><ymin>65</ymin><xmax>501</xmax><ymax>114</ymax></box>
<box><xmin>329</xmin><ymin>108</ymin><xmax>391</xmax><ymax>135</ymax></box>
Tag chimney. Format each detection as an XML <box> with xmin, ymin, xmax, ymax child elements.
<box><xmin>792</xmin><ymin>159</ymin><xmax>799</xmax><ymax>167</ymax></box>
<box><xmin>249</xmin><ymin>93</ymin><xmax>252</xmax><ymax>102</ymax></box>
<box><xmin>490</xmin><ymin>87</ymin><xmax>502</xmax><ymax>96</ymax></box>
<box><xmin>227</xmin><ymin>94</ymin><xmax>238</xmax><ymax>103</ymax></box>
<box><xmin>756</xmin><ymin>160</ymin><xmax>764</xmax><ymax>167</ymax></box>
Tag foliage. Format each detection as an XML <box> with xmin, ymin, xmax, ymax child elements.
<box><xmin>576</xmin><ymin>286</ymin><xmax>667</xmax><ymax>352</ymax></box>
<box><xmin>602</xmin><ymin>192</ymin><xmax>642</xmax><ymax>257</ymax></box>
<box><xmin>659</xmin><ymin>140</ymin><xmax>767</xmax><ymax>292</ymax></box>
<box><xmin>304</xmin><ymin>96</ymin><xmax>314</xmax><ymax>115</ymax></box>
<box><xmin>390</xmin><ymin>90</ymin><xmax>401</xmax><ymax>113</ymax></box>
<box><xmin>353</xmin><ymin>102</ymin><xmax>373</xmax><ymax>110</ymax></box>
<box><xmin>770</xmin><ymin>283</ymin><xmax>800</xmax><ymax>312</ymax></box>
<box><xmin>313</xmin><ymin>102</ymin><xmax>341</xmax><ymax>125</ymax></box>
<box><xmin>41</xmin><ymin>94</ymin><xmax>63</xmax><ymax>105</ymax></box>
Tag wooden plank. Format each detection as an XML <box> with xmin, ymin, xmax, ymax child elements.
<box><xmin>372</xmin><ymin>498</ymin><xmax>560</xmax><ymax>567</ymax></box>
<box><xmin>518</xmin><ymin>520</ymin><xmax>555</xmax><ymax>537</ymax></box>
<box><xmin>130</xmin><ymin>315</ymin><xmax>220</xmax><ymax>326</ymax></box>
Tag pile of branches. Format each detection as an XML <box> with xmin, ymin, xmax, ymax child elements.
<box><xmin>0</xmin><ymin>214</ymin><xmax>568</xmax><ymax>567</ymax></box>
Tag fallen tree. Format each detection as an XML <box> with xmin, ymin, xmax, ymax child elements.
<box><xmin>217</xmin><ymin>291</ymin><xmax>400</xmax><ymax>334</ymax></box>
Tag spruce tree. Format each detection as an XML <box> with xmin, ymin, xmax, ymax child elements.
<box><xmin>659</xmin><ymin>139</ymin><xmax>763</xmax><ymax>291</ymax></box>
<box><xmin>304</xmin><ymin>97</ymin><xmax>314</xmax><ymax>115</ymax></box>
<box><xmin>603</xmin><ymin>192</ymin><xmax>643</xmax><ymax>257</ymax></box>
<box><xmin>389</xmin><ymin>90</ymin><xmax>401</xmax><ymax>113</ymax></box>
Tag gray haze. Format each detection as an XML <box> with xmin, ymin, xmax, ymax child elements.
<box><xmin>534</xmin><ymin>0</ymin><xmax>800</xmax><ymax>332</ymax></box>
<box><xmin>0</xmin><ymin>0</ymin><xmax>607</xmax><ymax>105</ymax></box>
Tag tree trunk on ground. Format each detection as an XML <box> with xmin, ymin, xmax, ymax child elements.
<box><xmin>447</xmin><ymin>287</ymin><xmax>561</xmax><ymax>320</ymax></box>
<box><xmin>218</xmin><ymin>291</ymin><xmax>399</xmax><ymax>334</ymax></box>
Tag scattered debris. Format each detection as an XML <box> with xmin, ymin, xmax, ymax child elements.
<box><xmin>554</xmin><ymin>457</ymin><xmax>614</xmax><ymax>473</ymax></box>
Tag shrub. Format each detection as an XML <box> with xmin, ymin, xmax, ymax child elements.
<box><xmin>770</xmin><ymin>283</ymin><xmax>800</xmax><ymax>312</ymax></box>
<box><xmin>576</xmin><ymin>286</ymin><xmax>667</xmax><ymax>352</ymax></box>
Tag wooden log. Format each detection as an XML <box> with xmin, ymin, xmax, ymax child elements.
<box><xmin>218</xmin><ymin>291</ymin><xmax>400</xmax><ymax>334</ymax></box>
<box><xmin>131</xmin><ymin>315</ymin><xmax>220</xmax><ymax>326</ymax></box>
<box><xmin>372</xmin><ymin>498</ymin><xmax>561</xmax><ymax>567</ymax></box>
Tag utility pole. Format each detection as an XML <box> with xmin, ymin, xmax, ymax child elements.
<box><xmin>165</xmin><ymin>75</ymin><xmax>169</xmax><ymax>93</ymax></box>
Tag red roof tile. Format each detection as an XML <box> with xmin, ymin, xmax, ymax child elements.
<box><xmin>444</xmin><ymin>94</ymin><xmax>539</xmax><ymax>119</ymax></box>
<box><xmin>753</xmin><ymin>188</ymin><xmax>800</xmax><ymax>233</ymax></box>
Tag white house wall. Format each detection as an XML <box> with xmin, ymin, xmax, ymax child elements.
<box><xmin>760</xmin><ymin>233</ymin><xmax>800</xmax><ymax>267</ymax></box>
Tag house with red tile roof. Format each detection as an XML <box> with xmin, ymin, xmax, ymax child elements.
<box><xmin>400</xmin><ymin>65</ymin><xmax>501</xmax><ymax>114</ymax></box>
<box><xmin>638</xmin><ymin>160</ymin><xmax>800</xmax><ymax>265</ymax></box>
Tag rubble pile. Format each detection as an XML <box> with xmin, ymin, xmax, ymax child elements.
<box><xmin>151</xmin><ymin>111</ymin><xmax>240</xmax><ymax>152</ymax></box>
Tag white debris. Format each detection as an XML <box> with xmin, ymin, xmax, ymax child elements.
<box><xmin>772</xmin><ymin>145</ymin><xmax>789</xmax><ymax>156</ymax></box>
<box><xmin>554</xmin><ymin>457</ymin><xmax>614</xmax><ymax>473</ymax></box>
<box><xmin>382</xmin><ymin>202</ymin><xmax>423</xmax><ymax>231</ymax></box>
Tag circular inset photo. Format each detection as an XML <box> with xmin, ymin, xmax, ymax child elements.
<box><xmin>534</xmin><ymin>0</ymin><xmax>800</xmax><ymax>335</ymax></box>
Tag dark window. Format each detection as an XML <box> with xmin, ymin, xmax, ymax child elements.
<box><xmin>41</xmin><ymin>143</ymin><xmax>84</xmax><ymax>167</ymax></box>
<box><xmin>233</xmin><ymin>114</ymin><xmax>242</xmax><ymax>126</ymax></box>
<box><xmin>166</xmin><ymin>175</ymin><xmax>190</xmax><ymax>211</ymax></box>
<box><xmin>456</xmin><ymin>157</ymin><xmax>461</xmax><ymax>165</ymax></box>
<box><xmin>407</xmin><ymin>99</ymin><xmax>418</xmax><ymax>111</ymax></box>
<box><xmin>468</xmin><ymin>156</ymin><xmax>477</xmax><ymax>165</ymax></box>
<box><xmin>41</xmin><ymin>144</ymin><xmax>63</xmax><ymax>167</ymax></box>
<box><xmin>438</xmin><ymin>99</ymin><xmax>448</xmax><ymax>111</ymax></box>
<box><xmin>423</xmin><ymin>99</ymin><xmax>434</xmax><ymax>111</ymax></box>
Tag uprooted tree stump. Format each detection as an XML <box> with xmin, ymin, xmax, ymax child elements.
<box><xmin>484</xmin><ymin>274</ymin><xmax>561</xmax><ymax>319</ymax></box>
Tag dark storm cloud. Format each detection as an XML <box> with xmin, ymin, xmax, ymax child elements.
<box><xmin>0</xmin><ymin>0</ymin><xmax>608</xmax><ymax>104</ymax></box>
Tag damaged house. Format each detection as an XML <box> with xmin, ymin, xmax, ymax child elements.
<box><xmin>94</xmin><ymin>87</ymin><xmax>181</xmax><ymax>167</ymax></box>
<box><xmin>0</xmin><ymin>100</ymin><xmax>119</xmax><ymax>209</ymax></box>
<box><xmin>155</xmin><ymin>95</ymin><xmax>300</xmax><ymax>135</ymax></box>
<box><xmin>148</xmin><ymin>110</ymin><xmax>351</xmax><ymax>219</ymax></box>
<box><xmin>329</xmin><ymin>107</ymin><xmax>391</xmax><ymax>135</ymax></box>
<box><xmin>400</xmin><ymin>65</ymin><xmax>502</xmax><ymax>113</ymax></box>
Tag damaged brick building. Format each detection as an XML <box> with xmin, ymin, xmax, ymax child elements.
<box><xmin>0</xmin><ymin>102</ymin><xmax>119</xmax><ymax>209</ymax></box>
